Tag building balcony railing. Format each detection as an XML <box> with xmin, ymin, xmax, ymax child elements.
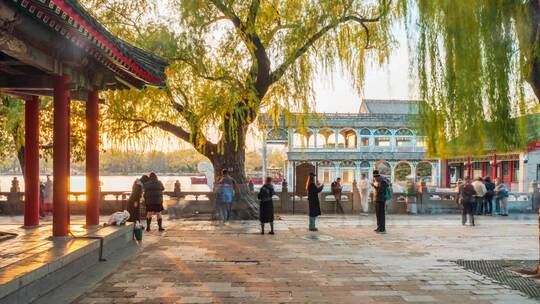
<box><xmin>289</xmin><ymin>145</ymin><xmax>427</xmax><ymax>153</ymax></box>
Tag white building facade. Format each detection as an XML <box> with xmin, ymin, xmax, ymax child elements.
<box><xmin>264</xmin><ymin>100</ymin><xmax>436</xmax><ymax>192</ymax></box>
<box><xmin>263</xmin><ymin>99</ymin><xmax>540</xmax><ymax>193</ymax></box>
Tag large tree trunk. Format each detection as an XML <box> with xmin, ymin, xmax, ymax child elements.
<box><xmin>209</xmin><ymin>132</ymin><xmax>259</xmax><ymax>221</ymax></box>
<box><xmin>526</xmin><ymin>0</ymin><xmax>540</xmax><ymax>103</ymax></box>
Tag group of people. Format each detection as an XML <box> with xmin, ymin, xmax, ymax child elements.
<box><xmin>214</xmin><ymin>169</ymin><xmax>237</xmax><ymax>223</ymax></box>
<box><xmin>127</xmin><ymin>172</ymin><xmax>166</xmax><ymax>232</ymax></box>
<box><xmin>300</xmin><ymin>170</ymin><xmax>391</xmax><ymax>233</ymax></box>
<box><xmin>458</xmin><ymin>176</ymin><xmax>509</xmax><ymax>226</ymax></box>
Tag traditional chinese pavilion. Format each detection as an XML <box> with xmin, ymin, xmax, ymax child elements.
<box><xmin>0</xmin><ymin>0</ymin><xmax>167</xmax><ymax>236</ymax></box>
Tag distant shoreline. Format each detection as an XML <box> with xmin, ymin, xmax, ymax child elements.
<box><xmin>0</xmin><ymin>173</ymin><xmax>206</xmax><ymax>176</ymax></box>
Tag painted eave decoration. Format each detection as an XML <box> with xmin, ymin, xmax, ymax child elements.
<box><xmin>14</xmin><ymin>0</ymin><xmax>168</xmax><ymax>88</ymax></box>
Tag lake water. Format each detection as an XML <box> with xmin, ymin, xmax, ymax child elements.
<box><xmin>0</xmin><ymin>175</ymin><xmax>211</xmax><ymax>192</ymax></box>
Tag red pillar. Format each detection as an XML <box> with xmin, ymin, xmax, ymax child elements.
<box><xmin>66</xmin><ymin>97</ymin><xmax>71</xmax><ymax>228</ymax></box>
<box><xmin>492</xmin><ymin>154</ymin><xmax>497</xmax><ymax>180</ymax></box>
<box><xmin>509</xmin><ymin>160</ymin><xmax>515</xmax><ymax>183</ymax></box>
<box><xmin>53</xmin><ymin>76</ymin><xmax>70</xmax><ymax>237</ymax></box>
<box><xmin>24</xmin><ymin>96</ymin><xmax>40</xmax><ymax>227</ymax></box>
<box><xmin>441</xmin><ymin>160</ymin><xmax>450</xmax><ymax>188</ymax></box>
<box><xmin>445</xmin><ymin>160</ymin><xmax>450</xmax><ymax>188</ymax></box>
<box><xmin>481</xmin><ymin>162</ymin><xmax>486</xmax><ymax>178</ymax></box>
<box><xmin>467</xmin><ymin>157</ymin><xmax>472</xmax><ymax>178</ymax></box>
<box><xmin>86</xmin><ymin>90</ymin><xmax>100</xmax><ymax>226</ymax></box>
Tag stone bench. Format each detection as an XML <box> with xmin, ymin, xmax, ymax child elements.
<box><xmin>0</xmin><ymin>223</ymin><xmax>134</xmax><ymax>304</ymax></box>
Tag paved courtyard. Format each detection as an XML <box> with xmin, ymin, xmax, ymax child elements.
<box><xmin>75</xmin><ymin>214</ymin><xmax>540</xmax><ymax>304</ymax></box>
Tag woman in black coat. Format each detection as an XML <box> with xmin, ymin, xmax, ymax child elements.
<box><xmin>258</xmin><ymin>177</ymin><xmax>275</xmax><ymax>235</ymax></box>
<box><xmin>307</xmin><ymin>172</ymin><xmax>324</xmax><ymax>231</ymax></box>
<box><xmin>143</xmin><ymin>172</ymin><xmax>165</xmax><ymax>232</ymax></box>
<box><xmin>127</xmin><ymin>177</ymin><xmax>144</xmax><ymax>222</ymax></box>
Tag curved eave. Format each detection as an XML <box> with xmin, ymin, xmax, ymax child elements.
<box><xmin>14</xmin><ymin>0</ymin><xmax>167</xmax><ymax>88</ymax></box>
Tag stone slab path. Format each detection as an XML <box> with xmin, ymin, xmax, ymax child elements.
<box><xmin>74</xmin><ymin>214</ymin><xmax>540</xmax><ymax>303</ymax></box>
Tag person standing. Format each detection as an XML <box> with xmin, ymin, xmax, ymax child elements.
<box><xmin>371</xmin><ymin>170</ymin><xmax>390</xmax><ymax>233</ymax></box>
<box><xmin>495</xmin><ymin>178</ymin><xmax>509</xmax><ymax>216</ymax></box>
<box><xmin>405</xmin><ymin>176</ymin><xmax>417</xmax><ymax>214</ymax></box>
<box><xmin>39</xmin><ymin>180</ymin><xmax>46</xmax><ymax>218</ymax></box>
<box><xmin>307</xmin><ymin>172</ymin><xmax>324</xmax><ymax>231</ymax></box>
<box><xmin>258</xmin><ymin>177</ymin><xmax>275</xmax><ymax>235</ymax></box>
<box><xmin>127</xmin><ymin>177</ymin><xmax>144</xmax><ymax>223</ymax></box>
<box><xmin>472</xmin><ymin>177</ymin><xmax>487</xmax><ymax>215</ymax></box>
<box><xmin>359</xmin><ymin>174</ymin><xmax>369</xmax><ymax>213</ymax></box>
<box><xmin>484</xmin><ymin>176</ymin><xmax>495</xmax><ymax>215</ymax></box>
<box><xmin>248</xmin><ymin>179</ymin><xmax>255</xmax><ymax>192</ymax></box>
<box><xmin>331</xmin><ymin>177</ymin><xmax>344</xmax><ymax>214</ymax></box>
<box><xmin>10</xmin><ymin>177</ymin><xmax>20</xmax><ymax>192</ymax></box>
<box><xmin>461</xmin><ymin>177</ymin><xmax>477</xmax><ymax>226</ymax></box>
<box><xmin>216</xmin><ymin>169</ymin><xmax>236</xmax><ymax>222</ymax></box>
<box><xmin>44</xmin><ymin>175</ymin><xmax>53</xmax><ymax>214</ymax></box>
<box><xmin>143</xmin><ymin>172</ymin><xmax>165</xmax><ymax>232</ymax></box>
<box><xmin>174</xmin><ymin>180</ymin><xmax>182</xmax><ymax>204</ymax></box>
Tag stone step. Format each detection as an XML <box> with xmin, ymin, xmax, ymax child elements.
<box><xmin>0</xmin><ymin>223</ymin><xmax>134</xmax><ymax>304</ymax></box>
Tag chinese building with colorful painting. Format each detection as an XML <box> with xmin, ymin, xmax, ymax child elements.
<box><xmin>263</xmin><ymin>99</ymin><xmax>540</xmax><ymax>193</ymax></box>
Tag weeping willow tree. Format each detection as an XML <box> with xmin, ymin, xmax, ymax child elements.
<box><xmin>86</xmin><ymin>0</ymin><xmax>398</xmax><ymax>219</ymax></box>
<box><xmin>0</xmin><ymin>96</ymin><xmax>88</xmax><ymax>175</ymax></box>
<box><xmin>402</xmin><ymin>0</ymin><xmax>540</xmax><ymax>157</ymax></box>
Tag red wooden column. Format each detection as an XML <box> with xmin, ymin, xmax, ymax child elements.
<box><xmin>24</xmin><ymin>96</ymin><xmax>40</xmax><ymax>227</ymax></box>
<box><xmin>481</xmin><ymin>162</ymin><xmax>486</xmax><ymax>178</ymax></box>
<box><xmin>509</xmin><ymin>160</ymin><xmax>515</xmax><ymax>183</ymax></box>
<box><xmin>492</xmin><ymin>154</ymin><xmax>498</xmax><ymax>180</ymax></box>
<box><xmin>86</xmin><ymin>90</ymin><xmax>100</xmax><ymax>226</ymax></box>
<box><xmin>53</xmin><ymin>76</ymin><xmax>70</xmax><ymax>237</ymax></box>
<box><xmin>466</xmin><ymin>157</ymin><xmax>472</xmax><ymax>177</ymax></box>
<box><xmin>445</xmin><ymin>160</ymin><xmax>450</xmax><ymax>188</ymax></box>
<box><xmin>66</xmin><ymin>97</ymin><xmax>71</xmax><ymax>228</ymax></box>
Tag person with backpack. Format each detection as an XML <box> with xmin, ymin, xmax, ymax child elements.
<box><xmin>331</xmin><ymin>177</ymin><xmax>344</xmax><ymax>214</ymax></box>
<box><xmin>216</xmin><ymin>169</ymin><xmax>236</xmax><ymax>222</ymax></box>
<box><xmin>371</xmin><ymin>170</ymin><xmax>390</xmax><ymax>233</ymax></box>
<box><xmin>307</xmin><ymin>172</ymin><xmax>324</xmax><ymax>231</ymax></box>
<box><xmin>495</xmin><ymin>178</ymin><xmax>509</xmax><ymax>216</ymax></box>
<box><xmin>484</xmin><ymin>176</ymin><xmax>495</xmax><ymax>215</ymax></box>
<box><xmin>460</xmin><ymin>177</ymin><xmax>477</xmax><ymax>226</ymax></box>
<box><xmin>258</xmin><ymin>177</ymin><xmax>275</xmax><ymax>235</ymax></box>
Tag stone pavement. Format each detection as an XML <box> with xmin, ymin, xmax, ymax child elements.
<box><xmin>75</xmin><ymin>214</ymin><xmax>540</xmax><ymax>304</ymax></box>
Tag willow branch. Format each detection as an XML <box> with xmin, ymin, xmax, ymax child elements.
<box><xmin>170</xmin><ymin>57</ymin><xmax>241</xmax><ymax>84</ymax></box>
<box><xmin>149</xmin><ymin>120</ymin><xmax>192</xmax><ymax>143</ymax></box>
<box><xmin>246</xmin><ymin>0</ymin><xmax>260</xmax><ymax>27</ymax></box>
<box><xmin>210</xmin><ymin>0</ymin><xmax>270</xmax><ymax>96</ymax></box>
<box><xmin>270</xmin><ymin>15</ymin><xmax>380</xmax><ymax>84</ymax></box>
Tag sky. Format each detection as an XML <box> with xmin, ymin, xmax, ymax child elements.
<box><xmin>313</xmin><ymin>25</ymin><xmax>413</xmax><ymax>113</ymax></box>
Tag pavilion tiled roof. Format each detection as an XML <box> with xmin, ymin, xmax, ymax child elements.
<box><xmin>359</xmin><ymin>99</ymin><xmax>419</xmax><ymax>115</ymax></box>
<box><xmin>65</xmin><ymin>0</ymin><xmax>168</xmax><ymax>85</ymax></box>
<box><xmin>14</xmin><ymin>0</ymin><xmax>168</xmax><ymax>88</ymax></box>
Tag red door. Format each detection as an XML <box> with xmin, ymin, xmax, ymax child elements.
<box><xmin>295</xmin><ymin>163</ymin><xmax>315</xmax><ymax>197</ymax></box>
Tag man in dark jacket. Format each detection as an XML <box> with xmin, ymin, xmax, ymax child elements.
<box><xmin>127</xmin><ymin>177</ymin><xmax>144</xmax><ymax>222</ymax></box>
<box><xmin>144</xmin><ymin>172</ymin><xmax>165</xmax><ymax>232</ymax></box>
<box><xmin>331</xmin><ymin>177</ymin><xmax>344</xmax><ymax>214</ymax></box>
<box><xmin>307</xmin><ymin>172</ymin><xmax>324</xmax><ymax>231</ymax></box>
<box><xmin>484</xmin><ymin>176</ymin><xmax>495</xmax><ymax>215</ymax></box>
<box><xmin>461</xmin><ymin>177</ymin><xmax>477</xmax><ymax>226</ymax></box>
<box><xmin>371</xmin><ymin>170</ymin><xmax>389</xmax><ymax>233</ymax></box>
